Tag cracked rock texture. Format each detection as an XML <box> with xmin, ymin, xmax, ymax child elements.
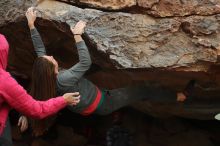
<box><xmin>23</xmin><ymin>0</ymin><xmax>220</xmax><ymax>70</ymax></box>
<box><xmin>1</xmin><ymin>0</ymin><xmax>220</xmax><ymax>120</ymax></box>
<box><xmin>139</xmin><ymin>0</ymin><xmax>220</xmax><ymax>17</ymax></box>
<box><xmin>59</xmin><ymin>0</ymin><xmax>136</xmax><ymax>9</ymax></box>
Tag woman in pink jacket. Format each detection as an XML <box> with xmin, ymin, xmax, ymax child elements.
<box><xmin>0</xmin><ymin>34</ymin><xmax>80</xmax><ymax>144</ymax></box>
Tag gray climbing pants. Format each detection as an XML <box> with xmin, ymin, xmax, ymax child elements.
<box><xmin>95</xmin><ymin>84</ymin><xmax>177</xmax><ymax>115</ymax></box>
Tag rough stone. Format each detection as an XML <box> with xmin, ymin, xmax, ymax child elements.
<box><xmin>59</xmin><ymin>0</ymin><xmax>136</xmax><ymax>10</ymax></box>
<box><xmin>1</xmin><ymin>0</ymin><xmax>220</xmax><ymax>70</ymax></box>
<box><xmin>35</xmin><ymin>1</ymin><xmax>220</xmax><ymax>70</ymax></box>
<box><xmin>138</xmin><ymin>0</ymin><xmax>220</xmax><ymax>17</ymax></box>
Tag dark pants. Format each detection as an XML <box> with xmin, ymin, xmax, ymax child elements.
<box><xmin>95</xmin><ymin>84</ymin><xmax>177</xmax><ymax>115</ymax></box>
<box><xmin>0</xmin><ymin>118</ymin><xmax>12</xmax><ymax>146</ymax></box>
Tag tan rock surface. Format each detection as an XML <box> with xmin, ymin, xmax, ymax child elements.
<box><xmin>138</xmin><ymin>0</ymin><xmax>220</xmax><ymax>17</ymax></box>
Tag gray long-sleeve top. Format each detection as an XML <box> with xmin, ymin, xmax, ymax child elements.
<box><xmin>30</xmin><ymin>28</ymin><xmax>98</xmax><ymax>113</ymax></box>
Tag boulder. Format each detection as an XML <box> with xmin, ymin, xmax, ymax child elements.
<box><xmin>59</xmin><ymin>0</ymin><xmax>136</xmax><ymax>10</ymax></box>
<box><xmin>138</xmin><ymin>0</ymin><xmax>220</xmax><ymax>17</ymax></box>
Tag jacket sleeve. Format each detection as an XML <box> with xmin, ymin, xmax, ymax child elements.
<box><xmin>1</xmin><ymin>73</ymin><xmax>67</xmax><ymax>119</ymax></box>
<box><xmin>57</xmin><ymin>41</ymin><xmax>92</xmax><ymax>86</ymax></box>
<box><xmin>30</xmin><ymin>28</ymin><xmax>47</xmax><ymax>57</ymax></box>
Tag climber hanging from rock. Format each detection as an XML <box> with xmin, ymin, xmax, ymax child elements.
<box><xmin>24</xmin><ymin>7</ymin><xmax>196</xmax><ymax>136</ymax></box>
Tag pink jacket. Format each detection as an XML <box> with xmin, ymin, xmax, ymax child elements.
<box><xmin>0</xmin><ymin>34</ymin><xmax>67</xmax><ymax>135</ymax></box>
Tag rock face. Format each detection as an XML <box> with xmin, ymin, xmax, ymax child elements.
<box><xmin>138</xmin><ymin>0</ymin><xmax>220</xmax><ymax>17</ymax></box>
<box><xmin>60</xmin><ymin>0</ymin><xmax>136</xmax><ymax>10</ymax></box>
<box><xmin>1</xmin><ymin>0</ymin><xmax>220</xmax><ymax>120</ymax></box>
<box><xmin>55</xmin><ymin>0</ymin><xmax>220</xmax><ymax>17</ymax></box>
<box><xmin>17</xmin><ymin>0</ymin><xmax>220</xmax><ymax>70</ymax></box>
